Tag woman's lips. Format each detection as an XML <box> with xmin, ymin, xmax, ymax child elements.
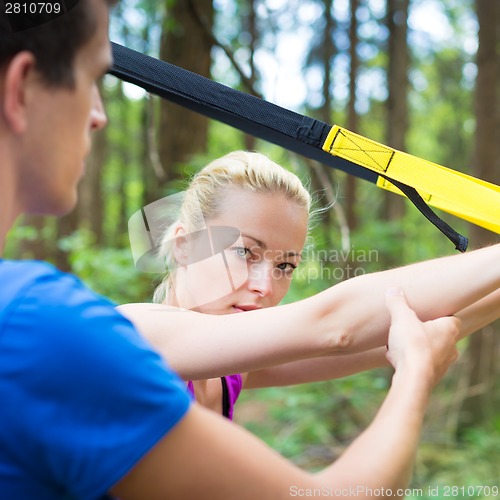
<box><xmin>232</xmin><ymin>305</ymin><xmax>261</xmax><ymax>313</ymax></box>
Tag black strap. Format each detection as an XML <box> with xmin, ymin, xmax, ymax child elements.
<box><xmin>379</xmin><ymin>175</ymin><xmax>468</xmax><ymax>252</ymax></box>
<box><xmin>109</xmin><ymin>42</ymin><xmax>375</xmax><ymax>183</ymax></box>
<box><xmin>109</xmin><ymin>42</ymin><xmax>467</xmax><ymax>252</ymax></box>
<box><xmin>221</xmin><ymin>377</ymin><xmax>230</xmax><ymax>419</ymax></box>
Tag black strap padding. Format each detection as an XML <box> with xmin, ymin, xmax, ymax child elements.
<box><xmin>109</xmin><ymin>42</ymin><xmax>468</xmax><ymax>252</ymax></box>
<box><xmin>110</xmin><ymin>42</ymin><xmax>377</xmax><ymax>183</ymax></box>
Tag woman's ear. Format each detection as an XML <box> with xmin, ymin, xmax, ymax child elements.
<box><xmin>172</xmin><ymin>224</ymin><xmax>189</xmax><ymax>266</ymax></box>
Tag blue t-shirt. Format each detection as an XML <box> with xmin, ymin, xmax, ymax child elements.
<box><xmin>0</xmin><ymin>260</ymin><xmax>191</xmax><ymax>499</ymax></box>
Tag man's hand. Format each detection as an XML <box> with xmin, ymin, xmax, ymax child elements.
<box><xmin>385</xmin><ymin>287</ymin><xmax>460</xmax><ymax>388</ymax></box>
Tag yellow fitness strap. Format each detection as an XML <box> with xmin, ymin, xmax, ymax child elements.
<box><xmin>323</xmin><ymin>126</ymin><xmax>500</xmax><ymax>234</ymax></box>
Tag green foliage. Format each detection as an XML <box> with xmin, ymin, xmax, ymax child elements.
<box><xmin>207</xmin><ymin>121</ymin><xmax>247</xmax><ymax>158</ymax></box>
<box><xmin>237</xmin><ymin>370</ymin><xmax>390</xmax><ymax>468</ymax></box>
<box><xmin>59</xmin><ymin>229</ymin><xmax>156</xmax><ymax>304</ymax></box>
<box><xmin>410</xmin><ymin>429</ymin><xmax>500</xmax><ymax>499</ymax></box>
<box><xmin>4</xmin><ymin>219</ymin><xmax>54</xmax><ymax>259</ymax></box>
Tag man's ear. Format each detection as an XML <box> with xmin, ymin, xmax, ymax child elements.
<box><xmin>2</xmin><ymin>51</ymin><xmax>37</xmax><ymax>134</ymax></box>
<box><xmin>172</xmin><ymin>224</ymin><xmax>189</xmax><ymax>267</ymax></box>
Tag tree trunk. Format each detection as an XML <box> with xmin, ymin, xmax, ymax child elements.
<box><xmin>158</xmin><ymin>0</ymin><xmax>213</xmax><ymax>184</ymax></box>
<box><xmin>53</xmin><ymin>209</ymin><xmax>79</xmax><ymax>272</ymax></box>
<box><xmin>457</xmin><ymin>0</ymin><xmax>500</xmax><ymax>436</ymax></box>
<box><xmin>141</xmin><ymin>95</ymin><xmax>163</xmax><ymax>207</ymax></box>
<box><xmin>317</xmin><ymin>0</ymin><xmax>338</xmax><ymax>253</ymax></box>
<box><xmin>346</xmin><ymin>0</ymin><xmax>360</xmax><ymax>230</ymax></box>
<box><xmin>244</xmin><ymin>0</ymin><xmax>258</xmax><ymax>151</ymax></box>
<box><xmin>383</xmin><ymin>0</ymin><xmax>409</xmax><ymax>221</ymax></box>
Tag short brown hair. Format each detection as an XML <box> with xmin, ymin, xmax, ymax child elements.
<box><xmin>0</xmin><ymin>0</ymin><xmax>117</xmax><ymax>87</ymax></box>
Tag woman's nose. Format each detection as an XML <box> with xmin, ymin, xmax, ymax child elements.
<box><xmin>247</xmin><ymin>263</ymin><xmax>273</xmax><ymax>297</ymax></box>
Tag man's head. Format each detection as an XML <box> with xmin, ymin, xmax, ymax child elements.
<box><xmin>0</xmin><ymin>0</ymin><xmax>116</xmax><ymax>224</ymax></box>
<box><xmin>0</xmin><ymin>0</ymin><xmax>117</xmax><ymax>88</ymax></box>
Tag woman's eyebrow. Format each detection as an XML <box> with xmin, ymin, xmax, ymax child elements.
<box><xmin>241</xmin><ymin>234</ymin><xmax>302</xmax><ymax>258</ymax></box>
<box><xmin>241</xmin><ymin>233</ymin><xmax>266</xmax><ymax>249</ymax></box>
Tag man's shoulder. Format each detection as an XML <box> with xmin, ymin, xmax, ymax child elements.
<box><xmin>0</xmin><ymin>258</ymin><xmax>59</xmax><ymax>286</ymax></box>
<box><xmin>0</xmin><ymin>259</ymin><xmax>157</xmax><ymax>382</ymax></box>
<box><xmin>1</xmin><ymin>258</ymin><xmax>96</xmax><ymax>302</ymax></box>
<box><xmin>0</xmin><ymin>259</ymin><xmax>63</xmax><ymax>306</ymax></box>
<box><xmin>0</xmin><ymin>259</ymin><xmax>116</xmax><ymax>328</ymax></box>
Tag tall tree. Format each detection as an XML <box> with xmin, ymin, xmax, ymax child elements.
<box><xmin>158</xmin><ymin>0</ymin><xmax>214</xmax><ymax>192</ymax></box>
<box><xmin>383</xmin><ymin>0</ymin><xmax>409</xmax><ymax>220</ymax></box>
<box><xmin>457</xmin><ymin>0</ymin><xmax>500</xmax><ymax>435</ymax></box>
<box><xmin>319</xmin><ymin>0</ymin><xmax>335</xmax><ymax>126</ymax></box>
<box><xmin>346</xmin><ymin>0</ymin><xmax>361</xmax><ymax>230</ymax></box>
<box><xmin>309</xmin><ymin>0</ymin><xmax>343</xmax><ymax>254</ymax></box>
<box><xmin>243</xmin><ymin>0</ymin><xmax>258</xmax><ymax>151</ymax></box>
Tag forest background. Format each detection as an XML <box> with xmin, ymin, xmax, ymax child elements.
<box><xmin>5</xmin><ymin>0</ymin><xmax>500</xmax><ymax>496</ymax></box>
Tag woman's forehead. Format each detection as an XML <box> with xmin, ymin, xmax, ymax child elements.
<box><xmin>211</xmin><ymin>189</ymin><xmax>308</xmax><ymax>250</ymax></box>
<box><xmin>216</xmin><ymin>188</ymin><xmax>306</xmax><ymax>214</ymax></box>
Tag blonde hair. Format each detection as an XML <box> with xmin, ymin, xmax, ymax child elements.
<box><xmin>153</xmin><ymin>150</ymin><xmax>312</xmax><ymax>304</ymax></box>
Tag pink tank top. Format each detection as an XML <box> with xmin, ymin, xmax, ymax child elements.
<box><xmin>186</xmin><ymin>374</ymin><xmax>243</xmax><ymax>420</ymax></box>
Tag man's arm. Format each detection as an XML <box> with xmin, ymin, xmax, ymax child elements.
<box><xmin>111</xmin><ymin>290</ymin><xmax>460</xmax><ymax>500</ymax></box>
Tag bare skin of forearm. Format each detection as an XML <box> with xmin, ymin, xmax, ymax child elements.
<box><xmin>455</xmin><ymin>288</ymin><xmax>500</xmax><ymax>339</ymax></box>
<box><xmin>316</xmin><ymin>244</ymin><xmax>500</xmax><ymax>352</ymax></box>
<box><xmin>314</xmin><ymin>288</ymin><xmax>460</xmax><ymax>495</ymax></box>
<box><xmin>244</xmin><ymin>347</ymin><xmax>389</xmax><ymax>388</ymax></box>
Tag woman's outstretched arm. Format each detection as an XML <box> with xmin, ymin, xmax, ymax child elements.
<box><xmin>119</xmin><ymin>243</ymin><xmax>500</xmax><ymax>380</ymax></box>
<box><xmin>313</xmin><ymin>243</ymin><xmax>500</xmax><ymax>352</ymax></box>
<box><xmin>244</xmin><ymin>284</ymin><xmax>500</xmax><ymax>389</ymax></box>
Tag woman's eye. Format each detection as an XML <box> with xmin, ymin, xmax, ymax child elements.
<box><xmin>276</xmin><ymin>262</ymin><xmax>297</xmax><ymax>273</ymax></box>
<box><xmin>233</xmin><ymin>247</ymin><xmax>250</xmax><ymax>258</ymax></box>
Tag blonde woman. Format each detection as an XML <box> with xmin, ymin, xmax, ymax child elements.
<box><xmin>119</xmin><ymin>150</ymin><xmax>500</xmax><ymax>419</ymax></box>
